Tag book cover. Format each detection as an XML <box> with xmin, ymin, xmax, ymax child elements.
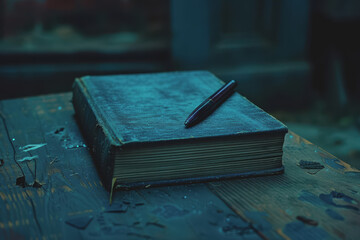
<box><xmin>72</xmin><ymin>71</ymin><xmax>288</xmax><ymax>190</ymax></box>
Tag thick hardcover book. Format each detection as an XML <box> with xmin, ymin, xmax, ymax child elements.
<box><xmin>72</xmin><ymin>71</ymin><xmax>288</xmax><ymax>190</ymax></box>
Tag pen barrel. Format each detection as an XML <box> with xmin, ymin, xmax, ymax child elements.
<box><xmin>210</xmin><ymin>80</ymin><xmax>237</xmax><ymax>102</ymax></box>
<box><xmin>184</xmin><ymin>80</ymin><xmax>237</xmax><ymax>128</ymax></box>
<box><xmin>184</xmin><ymin>99</ymin><xmax>215</xmax><ymax>127</ymax></box>
<box><xmin>185</xmin><ymin>89</ymin><xmax>235</xmax><ymax>127</ymax></box>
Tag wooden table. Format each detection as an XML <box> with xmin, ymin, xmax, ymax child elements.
<box><xmin>0</xmin><ymin>93</ymin><xmax>359</xmax><ymax>240</ymax></box>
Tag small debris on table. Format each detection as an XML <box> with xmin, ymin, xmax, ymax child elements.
<box><xmin>66</xmin><ymin>215</ymin><xmax>93</xmax><ymax>230</ymax></box>
<box><xmin>296</xmin><ymin>216</ymin><xmax>318</xmax><ymax>226</ymax></box>
<box><xmin>105</xmin><ymin>203</ymin><xmax>128</xmax><ymax>213</ymax></box>
<box><xmin>298</xmin><ymin>160</ymin><xmax>324</xmax><ymax>169</ymax></box>
<box><xmin>16</xmin><ymin>176</ymin><xmax>26</xmax><ymax>188</ymax></box>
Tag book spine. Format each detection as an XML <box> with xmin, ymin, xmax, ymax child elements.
<box><xmin>72</xmin><ymin>79</ymin><xmax>116</xmax><ymax>190</ymax></box>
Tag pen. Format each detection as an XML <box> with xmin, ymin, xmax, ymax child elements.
<box><xmin>184</xmin><ymin>80</ymin><xmax>237</xmax><ymax>128</ymax></box>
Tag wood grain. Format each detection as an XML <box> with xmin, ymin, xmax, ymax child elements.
<box><xmin>0</xmin><ymin>93</ymin><xmax>359</xmax><ymax>239</ymax></box>
<box><xmin>209</xmin><ymin>131</ymin><xmax>360</xmax><ymax>240</ymax></box>
<box><xmin>0</xmin><ymin>93</ymin><xmax>260</xmax><ymax>240</ymax></box>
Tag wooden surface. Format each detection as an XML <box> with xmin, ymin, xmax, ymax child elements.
<box><xmin>0</xmin><ymin>93</ymin><xmax>359</xmax><ymax>240</ymax></box>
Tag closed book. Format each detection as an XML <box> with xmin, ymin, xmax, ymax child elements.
<box><xmin>72</xmin><ymin>71</ymin><xmax>287</xmax><ymax>190</ymax></box>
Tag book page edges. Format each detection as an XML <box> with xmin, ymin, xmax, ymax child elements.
<box><xmin>113</xmin><ymin>166</ymin><xmax>284</xmax><ymax>190</ymax></box>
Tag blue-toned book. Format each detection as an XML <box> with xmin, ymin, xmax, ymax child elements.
<box><xmin>72</xmin><ymin>71</ymin><xmax>287</xmax><ymax>190</ymax></box>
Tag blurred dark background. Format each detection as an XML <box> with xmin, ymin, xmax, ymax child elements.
<box><xmin>0</xmin><ymin>0</ymin><xmax>359</xmax><ymax>167</ymax></box>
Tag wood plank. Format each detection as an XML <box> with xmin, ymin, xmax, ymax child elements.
<box><xmin>0</xmin><ymin>93</ymin><xmax>260</xmax><ymax>239</ymax></box>
<box><xmin>1</xmin><ymin>92</ymin><xmax>359</xmax><ymax>239</ymax></box>
<box><xmin>209</xmin><ymin>131</ymin><xmax>360</xmax><ymax>240</ymax></box>
<box><xmin>0</xmin><ymin>94</ymin><xmax>107</xmax><ymax>239</ymax></box>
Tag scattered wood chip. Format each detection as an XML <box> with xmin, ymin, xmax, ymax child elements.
<box><xmin>17</xmin><ymin>155</ymin><xmax>39</xmax><ymax>163</ymax></box>
<box><xmin>296</xmin><ymin>216</ymin><xmax>318</xmax><ymax>226</ymax></box>
<box><xmin>19</xmin><ymin>143</ymin><xmax>47</xmax><ymax>152</ymax></box>
<box><xmin>105</xmin><ymin>203</ymin><xmax>128</xmax><ymax>213</ymax></box>
<box><xmin>298</xmin><ymin>160</ymin><xmax>324</xmax><ymax>169</ymax></box>
<box><xmin>50</xmin><ymin>157</ymin><xmax>58</xmax><ymax>165</ymax></box>
<box><xmin>54</xmin><ymin>127</ymin><xmax>65</xmax><ymax>134</ymax></box>
<box><xmin>16</xmin><ymin>176</ymin><xmax>26</xmax><ymax>188</ymax></box>
<box><xmin>32</xmin><ymin>181</ymin><xmax>43</xmax><ymax>188</ymax></box>
<box><xmin>65</xmin><ymin>215</ymin><xmax>93</xmax><ymax>230</ymax></box>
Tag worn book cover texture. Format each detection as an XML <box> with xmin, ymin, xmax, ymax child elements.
<box><xmin>72</xmin><ymin>71</ymin><xmax>287</xmax><ymax>189</ymax></box>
